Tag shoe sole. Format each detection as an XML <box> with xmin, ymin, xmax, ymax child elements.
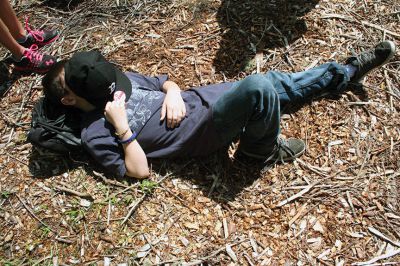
<box><xmin>352</xmin><ymin>40</ymin><xmax>396</xmax><ymax>84</ymax></box>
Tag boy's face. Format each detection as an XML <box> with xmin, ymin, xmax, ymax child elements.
<box><xmin>58</xmin><ymin>67</ymin><xmax>77</xmax><ymax>98</ymax></box>
<box><xmin>58</xmin><ymin>67</ymin><xmax>68</xmax><ymax>92</ymax></box>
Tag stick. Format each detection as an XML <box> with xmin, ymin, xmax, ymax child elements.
<box><xmin>384</xmin><ymin>70</ymin><xmax>394</xmax><ymax>112</ymax></box>
<box><xmin>155</xmin><ymin>239</ymin><xmax>249</xmax><ymax>266</ymax></box>
<box><xmin>54</xmin><ymin>184</ymin><xmax>93</xmax><ymax>200</ymax></box>
<box><xmin>55</xmin><ymin>236</ymin><xmax>74</xmax><ymax>244</ymax></box>
<box><xmin>322</xmin><ymin>14</ymin><xmax>400</xmax><ymax>38</ymax></box>
<box><xmin>16</xmin><ymin>194</ymin><xmax>56</xmax><ymax>233</ymax></box>
<box><xmin>92</xmin><ymin>170</ymin><xmax>130</xmax><ymax>188</ymax></box>
<box><xmin>121</xmin><ymin>194</ymin><xmax>146</xmax><ymax>225</ymax></box>
<box><xmin>297</xmin><ymin>159</ymin><xmax>330</xmax><ymax>177</ymax></box>
<box><xmin>352</xmin><ymin>249</ymin><xmax>400</xmax><ymax>265</ymax></box>
<box><xmin>368</xmin><ymin>227</ymin><xmax>400</xmax><ymax>247</ymax></box>
<box><xmin>121</xmin><ymin>173</ymin><xmax>172</xmax><ymax>225</ymax></box>
<box><xmin>276</xmin><ymin>182</ymin><xmax>317</xmax><ymax>207</ymax></box>
<box><xmin>288</xmin><ymin>202</ymin><xmax>309</xmax><ymax>226</ymax></box>
<box><xmin>371</xmin><ymin>141</ymin><xmax>400</xmax><ymax>155</ymax></box>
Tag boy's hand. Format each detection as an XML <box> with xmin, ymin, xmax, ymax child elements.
<box><xmin>161</xmin><ymin>88</ymin><xmax>186</xmax><ymax>128</ymax></box>
<box><xmin>104</xmin><ymin>92</ymin><xmax>129</xmax><ymax>134</ymax></box>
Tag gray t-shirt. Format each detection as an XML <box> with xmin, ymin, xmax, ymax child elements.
<box><xmin>81</xmin><ymin>72</ymin><xmax>234</xmax><ymax>177</ymax></box>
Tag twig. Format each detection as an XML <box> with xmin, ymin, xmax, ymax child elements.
<box><xmin>368</xmin><ymin>227</ymin><xmax>400</xmax><ymax>247</ymax></box>
<box><xmin>54</xmin><ymin>182</ymin><xmax>93</xmax><ymax>200</ymax></box>
<box><xmin>121</xmin><ymin>194</ymin><xmax>146</xmax><ymax>225</ymax></box>
<box><xmin>322</xmin><ymin>14</ymin><xmax>400</xmax><ymax>38</ymax></box>
<box><xmin>154</xmin><ymin>238</ymin><xmax>249</xmax><ymax>266</ymax></box>
<box><xmin>346</xmin><ymin>191</ymin><xmax>356</xmax><ymax>216</ymax></box>
<box><xmin>161</xmin><ymin>187</ymin><xmax>199</xmax><ymax>214</ymax></box>
<box><xmin>32</xmin><ymin>255</ymin><xmax>52</xmax><ymax>266</ymax></box>
<box><xmin>288</xmin><ymin>202</ymin><xmax>309</xmax><ymax>226</ymax></box>
<box><xmin>102</xmin><ymin>183</ymin><xmax>140</xmax><ymax>202</ymax></box>
<box><xmin>297</xmin><ymin>159</ymin><xmax>330</xmax><ymax>177</ymax></box>
<box><xmin>384</xmin><ymin>70</ymin><xmax>394</xmax><ymax>113</ymax></box>
<box><xmin>16</xmin><ymin>194</ymin><xmax>56</xmax><ymax>233</ymax></box>
<box><xmin>121</xmin><ymin>173</ymin><xmax>172</xmax><ymax>225</ymax></box>
<box><xmin>371</xmin><ymin>141</ymin><xmax>400</xmax><ymax>155</ymax></box>
<box><xmin>92</xmin><ymin>170</ymin><xmax>130</xmax><ymax>188</ymax></box>
<box><xmin>352</xmin><ymin>249</ymin><xmax>400</xmax><ymax>265</ymax></box>
<box><xmin>276</xmin><ymin>182</ymin><xmax>318</xmax><ymax>207</ymax></box>
<box><xmin>55</xmin><ymin>236</ymin><xmax>74</xmax><ymax>244</ymax></box>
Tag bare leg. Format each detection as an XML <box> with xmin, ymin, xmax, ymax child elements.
<box><xmin>0</xmin><ymin>19</ymin><xmax>24</xmax><ymax>58</ymax></box>
<box><xmin>0</xmin><ymin>0</ymin><xmax>26</xmax><ymax>40</ymax></box>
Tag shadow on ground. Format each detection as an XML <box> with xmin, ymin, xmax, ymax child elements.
<box><xmin>153</xmin><ymin>150</ymin><xmax>266</xmax><ymax>203</ymax></box>
<box><xmin>39</xmin><ymin>0</ymin><xmax>84</xmax><ymax>10</ymax></box>
<box><xmin>0</xmin><ymin>61</ymin><xmax>25</xmax><ymax>98</ymax></box>
<box><xmin>28</xmin><ymin>146</ymin><xmax>142</xmax><ymax>187</ymax></box>
<box><xmin>214</xmin><ymin>0</ymin><xmax>320</xmax><ymax>77</ymax></box>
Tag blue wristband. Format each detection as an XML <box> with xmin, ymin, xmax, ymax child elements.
<box><xmin>118</xmin><ymin>131</ymin><xmax>137</xmax><ymax>144</ymax></box>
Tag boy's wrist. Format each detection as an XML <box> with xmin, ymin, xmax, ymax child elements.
<box><xmin>115</xmin><ymin>124</ymin><xmax>130</xmax><ymax>137</ymax></box>
<box><xmin>115</xmin><ymin>127</ymin><xmax>129</xmax><ymax>138</ymax></box>
<box><xmin>118</xmin><ymin>130</ymin><xmax>137</xmax><ymax>145</ymax></box>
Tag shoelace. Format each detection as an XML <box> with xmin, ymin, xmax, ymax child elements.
<box><xmin>352</xmin><ymin>49</ymin><xmax>375</xmax><ymax>68</ymax></box>
<box><xmin>264</xmin><ymin>138</ymin><xmax>296</xmax><ymax>165</ymax></box>
<box><xmin>261</xmin><ymin>138</ymin><xmax>297</xmax><ymax>172</ymax></box>
<box><xmin>25</xmin><ymin>16</ymin><xmax>44</xmax><ymax>42</ymax></box>
<box><xmin>24</xmin><ymin>44</ymin><xmax>43</xmax><ymax>65</ymax></box>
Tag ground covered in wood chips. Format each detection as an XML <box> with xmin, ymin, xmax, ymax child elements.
<box><xmin>0</xmin><ymin>0</ymin><xmax>399</xmax><ymax>265</ymax></box>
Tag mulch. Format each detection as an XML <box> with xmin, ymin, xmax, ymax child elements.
<box><xmin>0</xmin><ymin>0</ymin><xmax>399</xmax><ymax>265</ymax></box>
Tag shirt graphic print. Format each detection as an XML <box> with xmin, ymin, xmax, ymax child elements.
<box><xmin>125</xmin><ymin>79</ymin><xmax>164</xmax><ymax>134</ymax></box>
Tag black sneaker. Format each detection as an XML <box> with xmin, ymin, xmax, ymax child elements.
<box><xmin>13</xmin><ymin>44</ymin><xmax>57</xmax><ymax>74</ymax></box>
<box><xmin>240</xmin><ymin>137</ymin><xmax>306</xmax><ymax>163</ymax></box>
<box><xmin>346</xmin><ymin>40</ymin><xmax>396</xmax><ymax>83</ymax></box>
<box><xmin>18</xmin><ymin>17</ymin><xmax>59</xmax><ymax>48</ymax></box>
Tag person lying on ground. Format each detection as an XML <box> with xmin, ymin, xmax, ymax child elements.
<box><xmin>0</xmin><ymin>0</ymin><xmax>58</xmax><ymax>73</ymax></box>
<box><xmin>41</xmin><ymin>40</ymin><xmax>396</xmax><ymax>179</ymax></box>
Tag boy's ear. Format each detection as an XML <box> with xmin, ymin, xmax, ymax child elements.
<box><xmin>61</xmin><ymin>94</ymin><xmax>76</xmax><ymax>106</ymax></box>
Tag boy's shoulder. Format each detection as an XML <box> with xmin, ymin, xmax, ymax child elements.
<box><xmin>81</xmin><ymin>110</ymin><xmax>114</xmax><ymax>142</ymax></box>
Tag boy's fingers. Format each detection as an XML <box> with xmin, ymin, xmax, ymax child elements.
<box><xmin>160</xmin><ymin>104</ymin><xmax>166</xmax><ymax>121</ymax></box>
<box><xmin>173</xmin><ymin>110</ymin><xmax>179</xmax><ymax>127</ymax></box>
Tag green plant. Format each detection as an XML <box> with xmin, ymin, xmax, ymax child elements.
<box><xmin>139</xmin><ymin>180</ymin><xmax>158</xmax><ymax>194</ymax></box>
<box><xmin>40</xmin><ymin>225</ymin><xmax>51</xmax><ymax>238</ymax></box>
<box><xmin>65</xmin><ymin>208</ymin><xmax>85</xmax><ymax>222</ymax></box>
<box><xmin>123</xmin><ymin>194</ymin><xmax>133</xmax><ymax>205</ymax></box>
<box><xmin>1</xmin><ymin>191</ymin><xmax>11</xmax><ymax>198</ymax></box>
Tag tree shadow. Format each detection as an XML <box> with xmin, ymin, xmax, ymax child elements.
<box><xmin>39</xmin><ymin>0</ymin><xmax>84</xmax><ymax>10</ymax></box>
<box><xmin>156</xmin><ymin>148</ymin><xmax>267</xmax><ymax>204</ymax></box>
<box><xmin>214</xmin><ymin>0</ymin><xmax>320</xmax><ymax>77</ymax></box>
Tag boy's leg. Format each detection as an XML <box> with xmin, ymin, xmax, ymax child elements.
<box><xmin>266</xmin><ymin>41</ymin><xmax>397</xmax><ymax>111</ymax></box>
<box><xmin>213</xmin><ymin>74</ymin><xmax>298</xmax><ymax>158</ymax></box>
<box><xmin>264</xmin><ymin>62</ymin><xmax>349</xmax><ymax>111</ymax></box>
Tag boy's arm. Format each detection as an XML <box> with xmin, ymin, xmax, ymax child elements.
<box><xmin>105</xmin><ymin>100</ymin><xmax>149</xmax><ymax>179</ymax></box>
<box><xmin>161</xmin><ymin>80</ymin><xmax>186</xmax><ymax>128</ymax></box>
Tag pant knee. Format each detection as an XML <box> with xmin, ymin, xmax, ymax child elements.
<box><xmin>240</xmin><ymin>74</ymin><xmax>278</xmax><ymax>102</ymax></box>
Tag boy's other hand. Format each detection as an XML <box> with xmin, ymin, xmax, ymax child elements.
<box><xmin>161</xmin><ymin>88</ymin><xmax>186</xmax><ymax>128</ymax></box>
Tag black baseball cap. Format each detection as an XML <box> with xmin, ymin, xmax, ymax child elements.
<box><xmin>64</xmin><ymin>50</ymin><xmax>132</xmax><ymax>108</ymax></box>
